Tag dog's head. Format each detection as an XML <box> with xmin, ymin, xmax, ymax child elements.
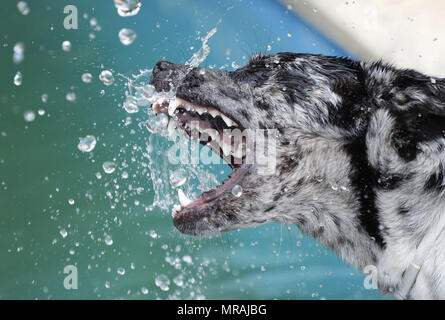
<box><xmin>149</xmin><ymin>53</ymin><xmax>365</xmax><ymax>236</ymax></box>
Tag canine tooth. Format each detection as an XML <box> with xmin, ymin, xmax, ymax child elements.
<box><xmin>208</xmin><ymin>109</ymin><xmax>220</xmax><ymax>118</ymax></box>
<box><xmin>178</xmin><ymin>189</ymin><xmax>192</xmax><ymax>207</ymax></box>
<box><xmin>208</xmin><ymin>130</ymin><xmax>219</xmax><ymax>143</ymax></box>
<box><xmin>221</xmin><ymin>114</ymin><xmax>234</xmax><ymax>127</ymax></box>
<box><xmin>172</xmin><ymin>204</ymin><xmax>181</xmax><ymax>217</ymax></box>
<box><xmin>168</xmin><ymin>98</ymin><xmax>180</xmax><ymax>116</ymax></box>
<box><xmin>196</xmin><ymin>107</ymin><xmax>207</xmax><ymax>115</ymax></box>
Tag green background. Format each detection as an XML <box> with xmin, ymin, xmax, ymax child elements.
<box><xmin>0</xmin><ymin>0</ymin><xmax>384</xmax><ymax>299</ymax></box>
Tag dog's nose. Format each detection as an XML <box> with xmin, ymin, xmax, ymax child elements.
<box><xmin>150</xmin><ymin>60</ymin><xmax>186</xmax><ymax>92</ymax></box>
<box><xmin>153</xmin><ymin>60</ymin><xmax>175</xmax><ymax>74</ymax></box>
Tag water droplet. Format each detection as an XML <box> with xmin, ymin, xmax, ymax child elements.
<box><xmin>169</xmin><ymin>168</ymin><xmax>187</xmax><ymax>188</ymax></box>
<box><xmin>105</xmin><ymin>281</ymin><xmax>110</xmax><ymax>288</ymax></box>
<box><xmin>117</xmin><ymin>267</ymin><xmax>126</xmax><ymax>275</ymax></box>
<box><xmin>123</xmin><ymin>96</ymin><xmax>139</xmax><ymax>113</ymax></box>
<box><xmin>103</xmin><ymin>161</ymin><xmax>117</xmax><ymax>174</ymax></box>
<box><xmin>104</xmin><ymin>235</ymin><xmax>113</xmax><ymax>246</ymax></box>
<box><xmin>24</xmin><ymin>110</ymin><xmax>35</xmax><ymax>122</ymax></box>
<box><xmin>17</xmin><ymin>1</ymin><xmax>30</xmax><ymax>15</ymax></box>
<box><xmin>118</xmin><ymin>28</ymin><xmax>137</xmax><ymax>45</ymax></box>
<box><xmin>37</xmin><ymin>109</ymin><xmax>45</xmax><ymax>116</ymax></box>
<box><xmin>114</xmin><ymin>0</ymin><xmax>141</xmax><ymax>17</ymax></box>
<box><xmin>155</xmin><ymin>274</ymin><xmax>170</xmax><ymax>291</ymax></box>
<box><xmin>141</xmin><ymin>287</ymin><xmax>149</xmax><ymax>295</ymax></box>
<box><xmin>231</xmin><ymin>184</ymin><xmax>243</xmax><ymax>197</ymax></box>
<box><xmin>99</xmin><ymin>70</ymin><xmax>114</xmax><ymax>86</ymax></box>
<box><xmin>41</xmin><ymin>93</ymin><xmax>48</xmax><ymax>103</ymax></box>
<box><xmin>81</xmin><ymin>73</ymin><xmax>93</xmax><ymax>83</ymax></box>
<box><xmin>60</xmin><ymin>229</ymin><xmax>68</xmax><ymax>238</ymax></box>
<box><xmin>77</xmin><ymin>135</ymin><xmax>97</xmax><ymax>152</ymax></box>
<box><xmin>182</xmin><ymin>255</ymin><xmax>193</xmax><ymax>265</ymax></box>
<box><xmin>66</xmin><ymin>92</ymin><xmax>76</xmax><ymax>102</ymax></box>
<box><xmin>13</xmin><ymin>42</ymin><xmax>25</xmax><ymax>64</ymax></box>
<box><xmin>89</xmin><ymin>17</ymin><xmax>98</xmax><ymax>27</ymax></box>
<box><xmin>14</xmin><ymin>71</ymin><xmax>22</xmax><ymax>86</ymax></box>
<box><xmin>68</xmin><ymin>199</ymin><xmax>75</xmax><ymax>205</ymax></box>
<box><xmin>173</xmin><ymin>274</ymin><xmax>184</xmax><ymax>287</ymax></box>
<box><xmin>148</xmin><ymin>230</ymin><xmax>158</xmax><ymax>239</ymax></box>
<box><xmin>62</xmin><ymin>40</ymin><xmax>71</xmax><ymax>52</ymax></box>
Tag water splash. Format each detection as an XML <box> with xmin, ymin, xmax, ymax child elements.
<box><xmin>186</xmin><ymin>24</ymin><xmax>219</xmax><ymax>68</ymax></box>
<box><xmin>117</xmin><ymin>24</ymin><xmax>225</xmax><ymax>213</ymax></box>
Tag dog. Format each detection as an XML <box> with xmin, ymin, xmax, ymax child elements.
<box><xmin>149</xmin><ymin>52</ymin><xmax>445</xmax><ymax>299</ymax></box>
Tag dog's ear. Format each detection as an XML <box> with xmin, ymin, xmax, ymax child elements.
<box><xmin>386</xmin><ymin>70</ymin><xmax>445</xmax><ymax>161</ymax></box>
<box><xmin>322</xmin><ymin>60</ymin><xmax>368</xmax><ymax>133</ymax></box>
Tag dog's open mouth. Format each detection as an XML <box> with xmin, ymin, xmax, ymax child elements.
<box><xmin>151</xmin><ymin>96</ymin><xmax>250</xmax><ymax>227</ymax></box>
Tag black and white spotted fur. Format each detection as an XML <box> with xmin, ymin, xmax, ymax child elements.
<box><xmin>150</xmin><ymin>53</ymin><xmax>445</xmax><ymax>299</ymax></box>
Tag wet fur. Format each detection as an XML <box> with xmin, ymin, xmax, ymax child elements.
<box><xmin>150</xmin><ymin>53</ymin><xmax>445</xmax><ymax>299</ymax></box>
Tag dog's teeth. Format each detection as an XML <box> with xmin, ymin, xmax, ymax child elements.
<box><xmin>178</xmin><ymin>189</ymin><xmax>192</xmax><ymax>207</ymax></box>
<box><xmin>208</xmin><ymin>109</ymin><xmax>220</xmax><ymax>118</ymax></box>
<box><xmin>206</xmin><ymin>129</ymin><xmax>218</xmax><ymax>142</ymax></box>
<box><xmin>196</xmin><ymin>107</ymin><xmax>207</xmax><ymax>115</ymax></box>
<box><xmin>168</xmin><ymin>98</ymin><xmax>180</xmax><ymax>116</ymax></box>
<box><xmin>167</xmin><ymin>119</ymin><xmax>177</xmax><ymax>136</ymax></box>
<box><xmin>221</xmin><ymin>114</ymin><xmax>234</xmax><ymax>127</ymax></box>
<box><xmin>172</xmin><ymin>204</ymin><xmax>181</xmax><ymax>217</ymax></box>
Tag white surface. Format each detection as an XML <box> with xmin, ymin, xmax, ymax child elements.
<box><xmin>281</xmin><ymin>0</ymin><xmax>445</xmax><ymax>77</ymax></box>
